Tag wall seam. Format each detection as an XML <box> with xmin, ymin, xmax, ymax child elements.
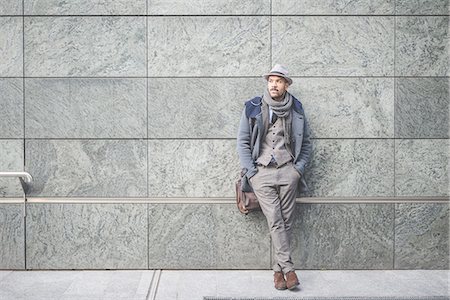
<box><xmin>13</xmin><ymin>76</ymin><xmax>450</xmax><ymax>79</ymax></box>
<box><xmin>392</xmin><ymin>0</ymin><xmax>397</xmax><ymax>271</ymax></box>
<box><xmin>7</xmin><ymin>75</ymin><xmax>450</xmax><ymax>79</ymax></box>
<box><xmin>269</xmin><ymin>0</ymin><xmax>273</xmax><ymax>270</ymax></box>
<box><xmin>146</xmin><ymin>0</ymin><xmax>150</xmax><ymax>271</ymax></box>
<box><xmin>393</xmin><ymin>203</ymin><xmax>396</xmax><ymax>269</ymax></box>
<box><xmin>394</xmin><ymin>4</ymin><xmax>397</xmax><ymax>200</ymax></box>
<box><xmin>16</xmin><ymin>14</ymin><xmax>450</xmax><ymax>17</ymax></box>
<box><xmin>269</xmin><ymin>0</ymin><xmax>272</xmax><ymax>69</ymax></box>
<box><xmin>22</xmin><ymin>0</ymin><xmax>27</xmax><ymax>271</ymax></box>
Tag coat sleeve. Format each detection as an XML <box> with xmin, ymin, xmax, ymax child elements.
<box><xmin>236</xmin><ymin>109</ymin><xmax>257</xmax><ymax>179</ymax></box>
<box><xmin>295</xmin><ymin>113</ymin><xmax>312</xmax><ymax>176</ymax></box>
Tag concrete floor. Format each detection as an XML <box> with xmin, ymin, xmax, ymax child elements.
<box><xmin>0</xmin><ymin>270</ymin><xmax>448</xmax><ymax>300</ymax></box>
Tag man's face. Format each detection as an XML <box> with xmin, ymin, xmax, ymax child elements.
<box><xmin>267</xmin><ymin>75</ymin><xmax>289</xmax><ymax>101</ymax></box>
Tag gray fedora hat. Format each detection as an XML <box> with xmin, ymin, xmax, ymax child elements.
<box><xmin>263</xmin><ymin>64</ymin><xmax>293</xmax><ymax>85</ymax></box>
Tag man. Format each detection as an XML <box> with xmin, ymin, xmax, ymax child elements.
<box><xmin>237</xmin><ymin>64</ymin><xmax>312</xmax><ymax>290</ymax></box>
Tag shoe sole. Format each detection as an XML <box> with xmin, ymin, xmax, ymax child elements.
<box><xmin>287</xmin><ymin>282</ymin><xmax>299</xmax><ymax>290</ymax></box>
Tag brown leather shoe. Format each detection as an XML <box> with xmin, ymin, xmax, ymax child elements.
<box><xmin>273</xmin><ymin>272</ymin><xmax>287</xmax><ymax>290</ymax></box>
<box><xmin>285</xmin><ymin>271</ymin><xmax>300</xmax><ymax>290</ymax></box>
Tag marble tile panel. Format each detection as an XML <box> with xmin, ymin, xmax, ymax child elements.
<box><xmin>304</xmin><ymin>139</ymin><xmax>395</xmax><ymax>197</ymax></box>
<box><xmin>0</xmin><ymin>270</ymin><xmax>152</xmax><ymax>299</ymax></box>
<box><xmin>396</xmin><ymin>16</ymin><xmax>449</xmax><ymax>76</ymax></box>
<box><xmin>0</xmin><ymin>204</ymin><xmax>24</xmax><ymax>269</ymax></box>
<box><xmin>0</xmin><ymin>1</ymin><xmax>22</xmax><ymax>15</ymax></box>
<box><xmin>289</xmin><ymin>78</ymin><xmax>394</xmax><ymax>138</ymax></box>
<box><xmin>148</xmin><ymin>0</ymin><xmax>270</xmax><ymax>15</ymax></box>
<box><xmin>292</xmin><ymin>204</ymin><xmax>394</xmax><ymax>269</ymax></box>
<box><xmin>0</xmin><ymin>17</ymin><xmax>23</xmax><ymax>76</ymax></box>
<box><xmin>148</xmin><ymin>140</ymin><xmax>238</xmax><ymax>197</ymax></box>
<box><xmin>63</xmin><ymin>271</ymin><xmax>153</xmax><ymax>299</ymax></box>
<box><xmin>395</xmin><ymin>139</ymin><xmax>449</xmax><ymax>197</ymax></box>
<box><xmin>272</xmin><ymin>0</ymin><xmax>395</xmax><ymax>15</ymax></box>
<box><xmin>395</xmin><ymin>203</ymin><xmax>449</xmax><ymax>269</ymax></box>
<box><xmin>24</xmin><ymin>0</ymin><xmax>146</xmax><ymax>15</ymax></box>
<box><xmin>25</xmin><ymin>17</ymin><xmax>146</xmax><ymax>77</ymax></box>
<box><xmin>26</xmin><ymin>203</ymin><xmax>148</xmax><ymax>269</ymax></box>
<box><xmin>148</xmin><ymin>78</ymin><xmax>263</xmax><ymax>138</ymax></box>
<box><xmin>148</xmin><ymin>17</ymin><xmax>270</xmax><ymax>76</ymax></box>
<box><xmin>25</xmin><ymin>78</ymin><xmax>147</xmax><ymax>138</ymax></box>
<box><xmin>0</xmin><ymin>78</ymin><xmax>23</xmax><ymax>138</ymax></box>
<box><xmin>148</xmin><ymin>204</ymin><xmax>270</xmax><ymax>269</ymax></box>
<box><xmin>25</xmin><ymin>140</ymin><xmax>147</xmax><ymax>197</ymax></box>
<box><xmin>0</xmin><ymin>140</ymin><xmax>24</xmax><ymax>198</ymax></box>
<box><xmin>272</xmin><ymin>17</ymin><xmax>394</xmax><ymax>76</ymax></box>
<box><xmin>396</xmin><ymin>0</ymin><xmax>449</xmax><ymax>15</ymax></box>
<box><xmin>0</xmin><ymin>271</ymin><xmax>78</xmax><ymax>299</ymax></box>
<box><xmin>395</xmin><ymin>78</ymin><xmax>449</xmax><ymax>138</ymax></box>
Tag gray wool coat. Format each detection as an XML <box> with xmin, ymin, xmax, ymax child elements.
<box><xmin>237</xmin><ymin>95</ymin><xmax>312</xmax><ymax>193</ymax></box>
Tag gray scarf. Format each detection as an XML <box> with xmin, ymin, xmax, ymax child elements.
<box><xmin>262</xmin><ymin>88</ymin><xmax>293</xmax><ymax>149</ymax></box>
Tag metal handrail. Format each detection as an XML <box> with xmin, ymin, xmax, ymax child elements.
<box><xmin>0</xmin><ymin>171</ymin><xmax>33</xmax><ymax>183</ymax></box>
<box><xmin>0</xmin><ymin>171</ymin><xmax>32</xmax><ymax>218</ymax></box>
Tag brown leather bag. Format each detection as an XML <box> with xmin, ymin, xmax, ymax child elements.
<box><xmin>235</xmin><ymin>169</ymin><xmax>260</xmax><ymax>215</ymax></box>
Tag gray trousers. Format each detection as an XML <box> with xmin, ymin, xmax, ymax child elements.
<box><xmin>250</xmin><ymin>162</ymin><xmax>300</xmax><ymax>274</ymax></box>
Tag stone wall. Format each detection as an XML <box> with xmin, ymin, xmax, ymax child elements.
<box><xmin>0</xmin><ymin>0</ymin><xmax>448</xmax><ymax>270</ymax></box>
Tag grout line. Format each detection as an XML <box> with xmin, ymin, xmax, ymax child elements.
<box><xmin>394</xmin><ymin>8</ymin><xmax>397</xmax><ymax>198</ymax></box>
<box><xmin>22</xmin><ymin>0</ymin><xmax>27</xmax><ymax>271</ymax></box>
<box><xmin>145</xmin><ymin>8</ymin><xmax>149</xmax><ymax>199</ymax></box>
<box><xmin>4</xmin><ymin>75</ymin><xmax>449</xmax><ymax>79</ymax></box>
<box><xmin>269</xmin><ymin>0</ymin><xmax>272</xmax><ymax>68</ymax></box>
<box><xmin>269</xmin><ymin>0</ymin><xmax>273</xmax><ymax>272</ymax></box>
<box><xmin>11</xmin><ymin>137</ymin><xmax>450</xmax><ymax>141</ymax></box>
<box><xmin>7</xmin><ymin>14</ymin><xmax>450</xmax><ymax>17</ymax></box>
<box><xmin>147</xmin><ymin>203</ymin><xmax>150</xmax><ymax>270</ymax></box>
<box><xmin>21</xmin><ymin>197</ymin><xmax>450</xmax><ymax>204</ymax></box>
<box><xmin>393</xmin><ymin>202</ymin><xmax>396</xmax><ymax>269</ymax></box>
<box><xmin>147</xmin><ymin>269</ymin><xmax>161</xmax><ymax>300</ymax></box>
<box><xmin>393</xmin><ymin>1</ymin><xmax>396</xmax><ymax>270</ymax></box>
<box><xmin>136</xmin><ymin>270</ymin><xmax>155</xmax><ymax>297</ymax></box>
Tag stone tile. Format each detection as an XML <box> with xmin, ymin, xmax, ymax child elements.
<box><xmin>272</xmin><ymin>0</ymin><xmax>395</xmax><ymax>15</ymax></box>
<box><xmin>148</xmin><ymin>140</ymin><xmax>238</xmax><ymax>197</ymax></box>
<box><xmin>0</xmin><ymin>271</ymin><xmax>78</xmax><ymax>299</ymax></box>
<box><xmin>148</xmin><ymin>17</ymin><xmax>270</xmax><ymax>76</ymax></box>
<box><xmin>395</xmin><ymin>203</ymin><xmax>449</xmax><ymax>269</ymax></box>
<box><xmin>148</xmin><ymin>0</ymin><xmax>270</xmax><ymax>15</ymax></box>
<box><xmin>272</xmin><ymin>16</ymin><xmax>394</xmax><ymax>76</ymax></box>
<box><xmin>25</xmin><ymin>17</ymin><xmax>146</xmax><ymax>77</ymax></box>
<box><xmin>25</xmin><ymin>78</ymin><xmax>147</xmax><ymax>138</ymax></box>
<box><xmin>155</xmin><ymin>271</ymin><xmax>219</xmax><ymax>300</ymax></box>
<box><xmin>292</xmin><ymin>204</ymin><xmax>395</xmax><ymax>269</ymax></box>
<box><xmin>395</xmin><ymin>139</ymin><xmax>449</xmax><ymax>197</ymax></box>
<box><xmin>289</xmin><ymin>78</ymin><xmax>394</xmax><ymax>138</ymax></box>
<box><xmin>214</xmin><ymin>270</ymin><xmax>290</xmax><ymax>298</ymax></box>
<box><xmin>148</xmin><ymin>78</ymin><xmax>262</xmax><ymax>138</ymax></box>
<box><xmin>0</xmin><ymin>204</ymin><xmax>24</xmax><ymax>269</ymax></box>
<box><xmin>0</xmin><ymin>17</ymin><xmax>22</xmax><ymax>77</ymax></box>
<box><xmin>0</xmin><ymin>0</ymin><xmax>22</xmax><ymax>15</ymax></box>
<box><xmin>62</xmin><ymin>271</ymin><xmax>152</xmax><ymax>298</ymax></box>
<box><xmin>26</xmin><ymin>204</ymin><xmax>148</xmax><ymax>269</ymax></box>
<box><xmin>148</xmin><ymin>204</ymin><xmax>270</xmax><ymax>269</ymax></box>
<box><xmin>24</xmin><ymin>0</ymin><xmax>146</xmax><ymax>15</ymax></box>
<box><xmin>0</xmin><ymin>271</ymin><xmax>12</xmax><ymax>281</ymax></box>
<box><xmin>396</xmin><ymin>16</ymin><xmax>449</xmax><ymax>76</ymax></box>
<box><xmin>396</xmin><ymin>78</ymin><xmax>449</xmax><ymax>138</ymax></box>
<box><xmin>304</xmin><ymin>139</ymin><xmax>395</xmax><ymax>197</ymax></box>
<box><xmin>0</xmin><ymin>78</ymin><xmax>23</xmax><ymax>138</ymax></box>
<box><xmin>156</xmin><ymin>270</ymin><xmax>450</xmax><ymax>299</ymax></box>
<box><xmin>396</xmin><ymin>0</ymin><xmax>449</xmax><ymax>15</ymax></box>
<box><xmin>25</xmin><ymin>140</ymin><xmax>147</xmax><ymax>197</ymax></box>
<box><xmin>0</xmin><ymin>140</ymin><xmax>24</xmax><ymax>198</ymax></box>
